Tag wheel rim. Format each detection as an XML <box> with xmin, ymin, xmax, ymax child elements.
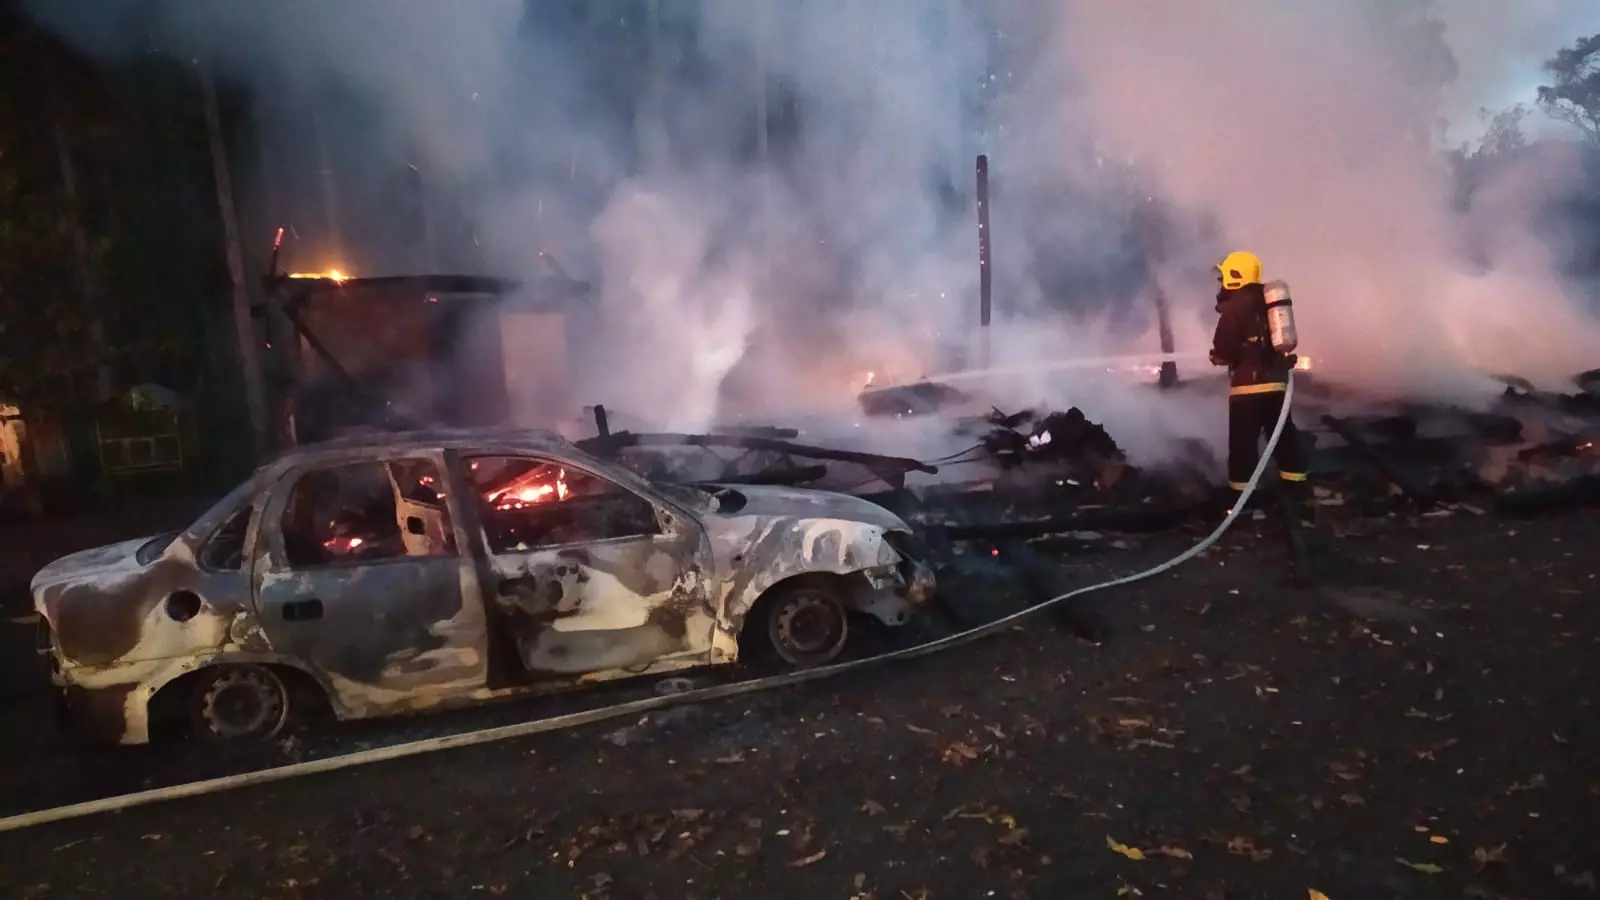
<box><xmin>198</xmin><ymin>667</ymin><xmax>287</xmax><ymax>741</ymax></box>
<box><xmin>770</xmin><ymin>591</ymin><xmax>848</xmax><ymax>666</ymax></box>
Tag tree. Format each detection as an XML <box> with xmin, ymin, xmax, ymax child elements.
<box><xmin>1473</xmin><ymin>104</ymin><xmax>1531</xmax><ymax>160</ymax></box>
<box><xmin>0</xmin><ymin>28</ymin><xmax>107</xmax><ymax>408</ymax></box>
<box><xmin>1537</xmin><ymin>33</ymin><xmax>1600</xmax><ymax>145</ymax></box>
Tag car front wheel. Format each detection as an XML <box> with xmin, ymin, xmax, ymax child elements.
<box><xmin>755</xmin><ymin>581</ymin><xmax>851</xmax><ymax>668</ymax></box>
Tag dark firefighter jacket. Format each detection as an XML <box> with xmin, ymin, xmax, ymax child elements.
<box><xmin>1211</xmin><ymin>284</ymin><xmax>1290</xmax><ymax>394</ymax></box>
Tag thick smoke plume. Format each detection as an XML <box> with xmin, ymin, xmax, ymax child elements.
<box><xmin>25</xmin><ymin>0</ymin><xmax>1600</xmax><ymax>465</ymax></box>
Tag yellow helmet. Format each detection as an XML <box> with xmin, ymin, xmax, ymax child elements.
<box><xmin>1216</xmin><ymin>251</ymin><xmax>1263</xmax><ymax>290</ymax></box>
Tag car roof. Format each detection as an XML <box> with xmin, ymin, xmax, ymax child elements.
<box><xmin>267</xmin><ymin>427</ymin><xmax>578</xmax><ymax>467</ymax></box>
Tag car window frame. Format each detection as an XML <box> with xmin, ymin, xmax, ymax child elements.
<box><xmin>459</xmin><ymin>452</ymin><xmax>670</xmax><ymax>555</ymax></box>
<box><xmin>261</xmin><ymin>449</ymin><xmax>464</xmax><ymax>574</ymax></box>
<box><xmin>194</xmin><ymin>497</ymin><xmax>261</xmax><ymax>575</ymax></box>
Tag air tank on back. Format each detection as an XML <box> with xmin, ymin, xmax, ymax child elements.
<box><xmin>1262</xmin><ymin>279</ymin><xmax>1298</xmax><ymax>355</ymax></box>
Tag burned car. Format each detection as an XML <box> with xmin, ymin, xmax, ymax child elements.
<box><xmin>32</xmin><ymin>429</ymin><xmax>935</xmax><ymax>745</ymax></box>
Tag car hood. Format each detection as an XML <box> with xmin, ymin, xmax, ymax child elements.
<box><xmin>699</xmin><ymin>484</ymin><xmax>907</xmax><ymax>530</ymax></box>
<box><xmin>30</xmin><ymin>535</ymin><xmax>158</xmax><ymax>598</ymax></box>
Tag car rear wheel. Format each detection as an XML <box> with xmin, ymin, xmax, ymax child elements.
<box><xmin>759</xmin><ymin>582</ymin><xmax>851</xmax><ymax>668</ymax></box>
<box><xmin>189</xmin><ymin>665</ymin><xmax>290</xmax><ymax>743</ymax></box>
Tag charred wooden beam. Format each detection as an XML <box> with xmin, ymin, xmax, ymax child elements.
<box><xmin>578</xmin><ymin>432</ymin><xmax>937</xmax><ymax>484</ymax></box>
<box><xmin>1320</xmin><ymin>414</ymin><xmax>1434</xmax><ymax>508</ymax></box>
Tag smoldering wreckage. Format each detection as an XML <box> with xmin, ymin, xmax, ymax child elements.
<box><xmin>26</xmin><ymin>237</ymin><xmax>1600</xmax><ymax>748</ymax></box>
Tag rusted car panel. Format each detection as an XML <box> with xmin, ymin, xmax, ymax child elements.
<box><xmin>32</xmin><ymin>429</ymin><xmax>935</xmax><ymax>744</ymax></box>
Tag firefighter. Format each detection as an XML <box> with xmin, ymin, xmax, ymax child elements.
<box><xmin>1208</xmin><ymin>251</ymin><xmax>1308</xmax><ymax>512</ymax></box>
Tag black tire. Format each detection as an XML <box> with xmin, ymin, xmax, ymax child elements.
<box><xmin>188</xmin><ymin>665</ymin><xmax>291</xmax><ymax>743</ymax></box>
<box><xmin>748</xmin><ymin>580</ymin><xmax>852</xmax><ymax>669</ymax></box>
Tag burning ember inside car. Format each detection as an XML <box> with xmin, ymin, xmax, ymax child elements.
<box><xmin>483</xmin><ymin>462</ymin><xmax>571</xmax><ymax>510</ymax></box>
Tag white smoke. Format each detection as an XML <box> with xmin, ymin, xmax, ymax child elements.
<box><xmin>24</xmin><ymin>0</ymin><xmax>1600</xmax><ymax>466</ymax></box>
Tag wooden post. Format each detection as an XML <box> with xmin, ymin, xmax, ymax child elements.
<box><xmin>976</xmin><ymin>154</ymin><xmax>993</xmax><ymax>369</ymax></box>
<box><xmin>1137</xmin><ymin>199</ymin><xmax>1179</xmax><ymax>387</ymax></box>
<box><xmin>199</xmin><ymin>60</ymin><xmax>268</xmax><ymax>455</ymax></box>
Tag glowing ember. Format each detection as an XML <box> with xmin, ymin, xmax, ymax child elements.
<box><xmin>288</xmin><ymin>268</ymin><xmax>350</xmax><ymax>283</ymax></box>
<box><xmin>487</xmin><ymin>468</ymin><xmax>570</xmax><ymax>510</ymax></box>
<box><xmin>1295</xmin><ymin>355</ymin><xmax>1313</xmax><ymax>371</ymax></box>
<box><xmin>322</xmin><ymin>535</ymin><xmax>365</xmax><ymax>553</ymax></box>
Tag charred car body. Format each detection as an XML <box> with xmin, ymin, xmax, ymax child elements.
<box><xmin>32</xmin><ymin>428</ymin><xmax>934</xmax><ymax>745</ymax></box>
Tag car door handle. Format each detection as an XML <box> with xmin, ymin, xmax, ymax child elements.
<box><xmin>282</xmin><ymin>599</ymin><xmax>323</xmax><ymax>621</ymax></box>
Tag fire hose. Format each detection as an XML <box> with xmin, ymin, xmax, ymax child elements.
<box><xmin>0</xmin><ymin>375</ymin><xmax>1297</xmax><ymax>835</ymax></box>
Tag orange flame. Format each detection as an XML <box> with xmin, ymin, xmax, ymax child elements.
<box><xmin>487</xmin><ymin>468</ymin><xmax>570</xmax><ymax>510</ymax></box>
<box><xmin>288</xmin><ymin>268</ymin><xmax>350</xmax><ymax>283</ymax></box>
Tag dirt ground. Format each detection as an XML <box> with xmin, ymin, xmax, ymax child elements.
<box><xmin>0</xmin><ymin>501</ymin><xmax>1595</xmax><ymax>899</ymax></box>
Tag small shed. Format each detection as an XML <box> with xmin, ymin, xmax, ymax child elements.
<box><xmin>260</xmin><ymin>271</ymin><xmax>591</xmax><ymax>446</ymax></box>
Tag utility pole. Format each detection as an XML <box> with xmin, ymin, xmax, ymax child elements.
<box><xmin>199</xmin><ymin>59</ymin><xmax>268</xmax><ymax>454</ymax></box>
<box><xmin>411</xmin><ymin>164</ymin><xmax>439</xmax><ymax>273</ymax></box>
<box><xmin>753</xmin><ymin>3</ymin><xmax>769</xmax><ymax>163</ymax></box>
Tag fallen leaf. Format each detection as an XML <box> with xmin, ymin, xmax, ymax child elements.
<box><xmin>405</xmin><ymin>825</ymin><xmax>426</xmax><ymax>841</ymax></box>
<box><xmin>1106</xmin><ymin>835</ymin><xmax>1145</xmax><ymax>861</ymax></box>
<box><xmin>1231</xmin><ymin>765</ymin><xmax>1253</xmax><ymax>777</ymax></box>
<box><xmin>906</xmin><ymin>724</ymin><xmax>936</xmax><ymax>736</ymax></box>
<box><xmin>672</xmin><ymin>809</ymin><xmax>704</xmax><ymax>822</ymax></box>
<box><xmin>940</xmin><ymin>742</ymin><xmax>980</xmax><ymax>764</ymax></box>
<box><xmin>1397</xmin><ymin>858</ymin><xmax>1444</xmax><ymax>874</ymax></box>
<box><xmin>1226</xmin><ymin>836</ymin><xmax>1272</xmax><ymax>861</ymax></box>
<box><xmin>997</xmin><ymin>828</ymin><xmax>1030</xmax><ymax>847</ymax></box>
<box><xmin>1308</xmin><ymin>891</ymin><xmax>1331</xmax><ymax>900</ymax></box>
<box><xmin>1429</xmin><ymin>835</ymin><xmax>1449</xmax><ymax>845</ymax></box>
<box><xmin>1340</xmin><ymin>793</ymin><xmax>1365</xmax><ymax>806</ymax></box>
<box><xmin>713</xmin><ymin>752</ymin><xmax>745</xmax><ymax>764</ymax></box>
<box><xmin>860</xmin><ymin>800</ymin><xmax>887</xmax><ymax>817</ymax></box>
<box><xmin>790</xmin><ymin>849</ymin><xmax>827</xmax><ymax>867</ymax></box>
<box><xmin>939</xmin><ymin>705</ymin><xmax>963</xmax><ymax>717</ymax></box>
<box><xmin>1472</xmin><ymin>843</ymin><xmax>1507</xmax><ymax>868</ymax></box>
<box><xmin>1152</xmin><ymin>845</ymin><xmax>1193</xmax><ymax>860</ymax></box>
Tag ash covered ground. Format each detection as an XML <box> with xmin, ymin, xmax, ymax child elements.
<box><xmin>0</xmin><ymin>473</ymin><xmax>1596</xmax><ymax>899</ymax></box>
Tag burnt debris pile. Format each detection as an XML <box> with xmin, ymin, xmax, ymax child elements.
<box><xmin>1307</xmin><ymin>369</ymin><xmax>1600</xmax><ymax>513</ymax></box>
<box><xmin>963</xmin><ymin>407</ymin><xmax>1124</xmax><ymax>478</ymax></box>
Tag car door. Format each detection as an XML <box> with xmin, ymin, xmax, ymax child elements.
<box><xmin>458</xmin><ymin>451</ymin><xmax>715</xmax><ymax>678</ymax></box>
<box><xmin>251</xmin><ymin>450</ymin><xmax>490</xmax><ymax>717</ymax></box>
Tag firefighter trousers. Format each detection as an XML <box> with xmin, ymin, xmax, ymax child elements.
<box><xmin>1227</xmin><ymin>389</ymin><xmax>1308</xmax><ymax>493</ymax></box>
